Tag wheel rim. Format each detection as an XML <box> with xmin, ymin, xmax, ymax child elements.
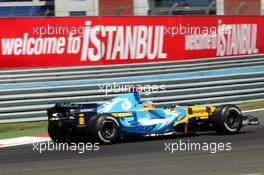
<box><xmin>101</xmin><ymin>121</ymin><xmax>116</xmax><ymax>139</ymax></box>
<box><xmin>225</xmin><ymin>110</ymin><xmax>240</xmax><ymax>130</ymax></box>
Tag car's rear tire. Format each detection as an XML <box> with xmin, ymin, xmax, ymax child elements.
<box><xmin>48</xmin><ymin>121</ymin><xmax>70</xmax><ymax>143</ymax></box>
<box><xmin>212</xmin><ymin>105</ymin><xmax>243</xmax><ymax>134</ymax></box>
<box><xmin>86</xmin><ymin>115</ymin><xmax>121</xmax><ymax>144</ymax></box>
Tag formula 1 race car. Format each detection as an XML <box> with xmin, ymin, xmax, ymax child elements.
<box><xmin>47</xmin><ymin>92</ymin><xmax>259</xmax><ymax>144</ymax></box>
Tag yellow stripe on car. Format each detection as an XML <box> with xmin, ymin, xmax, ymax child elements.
<box><xmin>79</xmin><ymin>113</ymin><xmax>85</xmax><ymax>125</ymax></box>
<box><xmin>173</xmin><ymin>106</ymin><xmax>216</xmax><ymax>126</ymax></box>
<box><xmin>112</xmin><ymin>112</ymin><xmax>133</xmax><ymax>117</ymax></box>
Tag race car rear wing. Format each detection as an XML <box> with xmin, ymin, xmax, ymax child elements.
<box><xmin>47</xmin><ymin>103</ymin><xmax>97</xmax><ymax>122</ymax></box>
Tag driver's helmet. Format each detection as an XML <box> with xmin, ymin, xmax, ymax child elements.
<box><xmin>143</xmin><ymin>101</ymin><xmax>156</xmax><ymax>108</ymax></box>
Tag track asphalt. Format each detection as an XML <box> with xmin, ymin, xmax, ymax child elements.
<box><xmin>0</xmin><ymin>110</ymin><xmax>263</xmax><ymax>175</ymax></box>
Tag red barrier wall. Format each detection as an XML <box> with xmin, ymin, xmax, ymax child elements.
<box><xmin>0</xmin><ymin>16</ymin><xmax>262</xmax><ymax>68</ymax></box>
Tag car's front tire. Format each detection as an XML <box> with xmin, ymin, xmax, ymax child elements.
<box><xmin>212</xmin><ymin>105</ymin><xmax>243</xmax><ymax>134</ymax></box>
<box><xmin>86</xmin><ymin>115</ymin><xmax>121</xmax><ymax>144</ymax></box>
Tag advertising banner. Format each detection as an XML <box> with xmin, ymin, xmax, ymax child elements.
<box><xmin>0</xmin><ymin>16</ymin><xmax>262</xmax><ymax>68</ymax></box>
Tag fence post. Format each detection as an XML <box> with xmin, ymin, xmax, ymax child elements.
<box><xmin>235</xmin><ymin>1</ymin><xmax>246</xmax><ymax>15</ymax></box>
<box><xmin>206</xmin><ymin>1</ymin><xmax>216</xmax><ymax>15</ymax></box>
<box><xmin>168</xmin><ymin>2</ymin><xmax>179</xmax><ymax>15</ymax></box>
<box><xmin>115</xmin><ymin>5</ymin><xmax>124</xmax><ymax>16</ymax></box>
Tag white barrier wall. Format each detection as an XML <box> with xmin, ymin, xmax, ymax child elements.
<box><xmin>133</xmin><ymin>0</ymin><xmax>149</xmax><ymax>15</ymax></box>
<box><xmin>262</xmin><ymin>0</ymin><xmax>264</xmax><ymax>15</ymax></box>
<box><xmin>55</xmin><ymin>0</ymin><xmax>98</xmax><ymax>16</ymax></box>
<box><xmin>216</xmin><ymin>0</ymin><xmax>224</xmax><ymax>15</ymax></box>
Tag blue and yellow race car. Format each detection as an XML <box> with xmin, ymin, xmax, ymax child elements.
<box><xmin>47</xmin><ymin>92</ymin><xmax>259</xmax><ymax>144</ymax></box>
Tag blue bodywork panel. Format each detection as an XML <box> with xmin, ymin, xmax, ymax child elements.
<box><xmin>97</xmin><ymin>92</ymin><xmax>187</xmax><ymax>135</ymax></box>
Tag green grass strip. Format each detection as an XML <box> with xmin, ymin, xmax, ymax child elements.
<box><xmin>0</xmin><ymin>121</ymin><xmax>48</xmax><ymax>139</ymax></box>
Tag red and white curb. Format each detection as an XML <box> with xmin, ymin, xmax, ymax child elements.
<box><xmin>0</xmin><ymin>133</ymin><xmax>51</xmax><ymax>148</ymax></box>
